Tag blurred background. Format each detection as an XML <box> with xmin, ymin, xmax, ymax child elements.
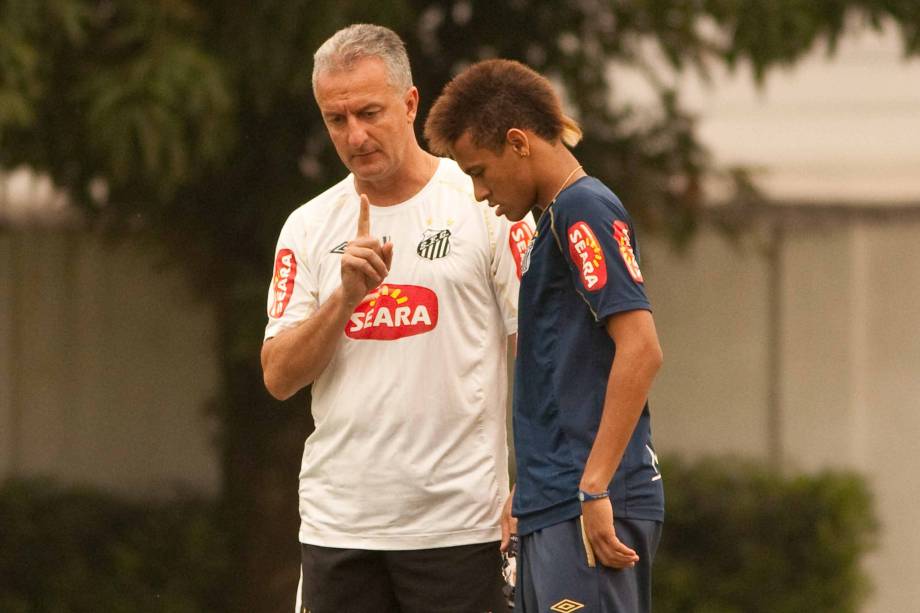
<box><xmin>1</xmin><ymin>2</ymin><xmax>918</xmax><ymax>612</ymax></box>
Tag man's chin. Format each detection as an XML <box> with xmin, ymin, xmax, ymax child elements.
<box><xmin>349</xmin><ymin>159</ymin><xmax>391</xmax><ymax>182</ymax></box>
<box><xmin>492</xmin><ymin>205</ymin><xmax>525</xmax><ymax>222</ymax></box>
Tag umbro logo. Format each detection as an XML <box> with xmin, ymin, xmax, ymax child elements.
<box><xmin>550</xmin><ymin>599</ymin><xmax>585</xmax><ymax>612</ymax></box>
<box><xmin>330</xmin><ymin>236</ymin><xmax>391</xmax><ymax>254</ymax></box>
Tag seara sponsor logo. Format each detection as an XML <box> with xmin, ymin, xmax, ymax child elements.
<box><xmin>346</xmin><ymin>284</ymin><xmax>438</xmax><ymax>340</ymax></box>
<box><xmin>509</xmin><ymin>221</ymin><xmax>534</xmax><ymax>279</ymax></box>
<box><xmin>613</xmin><ymin>220</ymin><xmax>643</xmax><ymax>284</ymax></box>
<box><xmin>567</xmin><ymin>221</ymin><xmax>607</xmax><ymax>291</ymax></box>
<box><xmin>269</xmin><ymin>248</ymin><xmax>296</xmax><ymax>318</ymax></box>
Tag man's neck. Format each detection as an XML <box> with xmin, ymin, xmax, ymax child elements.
<box><xmin>534</xmin><ymin>145</ymin><xmax>584</xmax><ymax>211</ymax></box>
<box><xmin>354</xmin><ymin>147</ymin><xmax>439</xmax><ymax>206</ymax></box>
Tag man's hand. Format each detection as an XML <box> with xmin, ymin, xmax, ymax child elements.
<box><xmin>341</xmin><ymin>194</ymin><xmax>394</xmax><ymax>308</ymax></box>
<box><xmin>500</xmin><ymin>487</ymin><xmax>518</xmax><ymax>552</ymax></box>
<box><xmin>580</xmin><ymin>498</ymin><xmax>639</xmax><ymax>568</ymax></box>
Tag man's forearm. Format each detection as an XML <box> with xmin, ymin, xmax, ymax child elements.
<box><xmin>261</xmin><ymin>287</ymin><xmax>354</xmax><ymax>400</ymax></box>
<box><xmin>579</xmin><ymin>313</ymin><xmax>662</xmax><ymax>493</ymax></box>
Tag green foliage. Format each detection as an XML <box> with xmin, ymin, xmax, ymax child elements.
<box><xmin>0</xmin><ymin>462</ymin><xmax>877</xmax><ymax>613</ymax></box>
<box><xmin>655</xmin><ymin>457</ymin><xmax>878</xmax><ymax>613</ymax></box>
<box><xmin>0</xmin><ymin>479</ymin><xmax>229</xmax><ymax>613</ymax></box>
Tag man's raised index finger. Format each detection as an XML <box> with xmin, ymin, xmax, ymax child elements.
<box><xmin>357</xmin><ymin>193</ymin><xmax>371</xmax><ymax>237</ymax></box>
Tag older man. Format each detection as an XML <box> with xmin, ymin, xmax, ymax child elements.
<box><xmin>261</xmin><ymin>25</ymin><xmax>533</xmax><ymax>613</ymax></box>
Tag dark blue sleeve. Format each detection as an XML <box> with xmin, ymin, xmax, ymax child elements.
<box><xmin>550</xmin><ymin>187</ymin><xmax>650</xmax><ymax>323</ymax></box>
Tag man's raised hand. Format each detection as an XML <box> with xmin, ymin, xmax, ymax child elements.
<box><xmin>341</xmin><ymin>194</ymin><xmax>394</xmax><ymax>308</ymax></box>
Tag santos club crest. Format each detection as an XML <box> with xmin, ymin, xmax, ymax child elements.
<box><xmin>417</xmin><ymin>228</ymin><xmax>451</xmax><ymax>260</ymax></box>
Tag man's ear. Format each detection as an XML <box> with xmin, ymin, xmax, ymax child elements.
<box><xmin>506</xmin><ymin>128</ymin><xmax>530</xmax><ymax>158</ymax></box>
<box><xmin>405</xmin><ymin>87</ymin><xmax>420</xmax><ymax>122</ymax></box>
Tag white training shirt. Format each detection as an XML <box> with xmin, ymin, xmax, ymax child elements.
<box><xmin>265</xmin><ymin>159</ymin><xmax>535</xmax><ymax>550</ymax></box>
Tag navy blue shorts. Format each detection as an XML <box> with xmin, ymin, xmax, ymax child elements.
<box><xmin>515</xmin><ymin>516</ymin><xmax>662</xmax><ymax>613</ymax></box>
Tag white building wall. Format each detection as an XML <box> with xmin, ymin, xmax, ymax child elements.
<box><xmin>644</xmin><ymin>226</ymin><xmax>772</xmax><ymax>460</ymax></box>
<box><xmin>0</xmin><ymin>228</ymin><xmax>221</xmax><ymax>497</ymax></box>
<box><xmin>859</xmin><ymin>221</ymin><xmax>920</xmax><ymax>613</ymax></box>
<box><xmin>780</xmin><ymin>222</ymin><xmax>865</xmax><ymax>470</ymax></box>
<box><xmin>645</xmin><ymin>211</ymin><xmax>920</xmax><ymax>613</ymax></box>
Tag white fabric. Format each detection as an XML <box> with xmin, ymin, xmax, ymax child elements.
<box><xmin>294</xmin><ymin>568</ymin><xmax>302</xmax><ymax>613</ymax></box>
<box><xmin>265</xmin><ymin>159</ymin><xmax>533</xmax><ymax>550</ymax></box>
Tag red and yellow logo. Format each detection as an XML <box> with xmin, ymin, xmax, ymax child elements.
<box><xmin>567</xmin><ymin>221</ymin><xmax>607</xmax><ymax>291</ymax></box>
<box><xmin>509</xmin><ymin>221</ymin><xmax>534</xmax><ymax>279</ymax></box>
<box><xmin>613</xmin><ymin>220</ymin><xmax>643</xmax><ymax>284</ymax></box>
<box><xmin>269</xmin><ymin>248</ymin><xmax>297</xmax><ymax>318</ymax></box>
<box><xmin>346</xmin><ymin>284</ymin><xmax>438</xmax><ymax>340</ymax></box>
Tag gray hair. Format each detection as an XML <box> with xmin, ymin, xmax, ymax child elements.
<box><xmin>312</xmin><ymin>24</ymin><xmax>413</xmax><ymax>95</ymax></box>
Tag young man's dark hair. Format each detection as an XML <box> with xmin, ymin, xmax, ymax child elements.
<box><xmin>425</xmin><ymin>59</ymin><xmax>582</xmax><ymax>156</ymax></box>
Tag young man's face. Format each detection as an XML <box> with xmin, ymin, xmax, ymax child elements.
<box><xmin>450</xmin><ymin>131</ymin><xmax>536</xmax><ymax>222</ymax></box>
<box><xmin>314</xmin><ymin>57</ymin><xmax>418</xmax><ymax>184</ymax></box>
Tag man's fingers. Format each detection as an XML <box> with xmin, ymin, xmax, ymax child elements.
<box><xmin>588</xmin><ymin>528</ymin><xmax>639</xmax><ymax>569</ymax></box>
<box><xmin>381</xmin><ymin>241</ymin><xmax>394</xmax><ymax>271</ymax></box>
<box><xmin>347</xmin><ymin>246</ymin><xmax>389</xmax><ymax>279</ymax></box>
<box><xmin>594</xmin><ymin>542</ymin><xmax>639</xmax><ymax>568</ymax></box>
<box><xmin>356</xmin><ymin>194</ymin><xmax>371</xmax><ymax>238</ymax></box>
<box><xmin>612</xmin><ymin>538</ymin><xmax>638</xmax><ymax>560</ymax></box>
<box><xmin>342</xmin><ymin>254</ymin><xmax>381</xmax><ymax>283</ymax></box>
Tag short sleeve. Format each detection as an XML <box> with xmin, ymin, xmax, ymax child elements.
<box><xmin>487</xmin><ymin>211</ymin><xmax>536</xmax><ymax>335</ymax></box>
<box><xmin>551</xmin><ymin>191</ymin><xmax>649</xmax><ymax>323</ymax></box>
<box><xmin>264</xmin><ymin>210</ymin><xmax>319</xmax><ymax>340</ymax></box>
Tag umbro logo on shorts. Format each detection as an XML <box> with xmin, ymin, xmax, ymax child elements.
<box><xmin>550</xmin><ymin>599</ymin><xmax>585</xmax><ymax>612</ymax></box>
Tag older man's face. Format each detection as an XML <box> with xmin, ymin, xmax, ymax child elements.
<box><xmin>314</xmin><ymin>57</ymin><xmax>417</xmax><ymax>184</ymax></box>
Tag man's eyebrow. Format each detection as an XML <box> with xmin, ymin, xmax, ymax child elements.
<box><xmin>321</xmin><ymin>102</ymin><xmax>380</xmax><ymax>116</ymax></box>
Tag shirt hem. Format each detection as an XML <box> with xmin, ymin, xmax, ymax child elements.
<box><xmin>595</xmin><ymin>300</ymin><xmax>651</xmax><ymax>324</ymax></box>
<box><xmin>517</xmin><ymin>501</ymin><xmax>664</xmax><ymax>535</ymax></box>
<box><xmin>298</xmin><ymin>525</ymin><xmax>501</xmax><ymax>550</ymax></box>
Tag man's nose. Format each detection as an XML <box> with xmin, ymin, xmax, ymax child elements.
<box><xmin>346</xmin><ymin>116</ymin><xmax>368</xmax><ymax>149</ymax></box>
<box><xmin>473</xmin><ymin>182</ymin><xmax>489</xmax><ymax>203</ymax></box>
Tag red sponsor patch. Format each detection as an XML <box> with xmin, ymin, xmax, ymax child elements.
<box><xmin>567</xmin><ymin>221</ymin><xmax>607</xmax><ymax>291</ymax></box>
<box><xmin>345</xmin><ymin>284</ymin><xmax>438</xmax><ymax>341</ymax></box>
<box><xmin>269</xmin><ymin>248</ymin><xmax>297</xmax><ymax>318</ymax></box>
<box><xmin>508</xmin><ymin>221</ymin><xmax>534</xmax><ymax>279</ymax></box>
<box><xmin>613</xmin><ymin>220</ymin><xmax>643</xmax><ymax>284</ymax></box>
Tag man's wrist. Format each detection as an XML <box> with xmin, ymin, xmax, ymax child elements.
<box><xmin>577</xmin><ymin>489</ymin><xmax>610</xmax><ymax>503</ymax></box>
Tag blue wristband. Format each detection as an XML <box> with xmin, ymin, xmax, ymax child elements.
<box><xmin>577</xmin><ymin>489</ymin><xmax>609</xmax><ymax>502</ymax></box>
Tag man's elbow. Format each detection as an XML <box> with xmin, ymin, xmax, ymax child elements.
<box><xmin>651</xmin><ymin>340</ymin><xmax>663</xmax><ymax>371</ymax></box>
<box><xmin>639</xmin><ymin>338</ymin><xmax>663</xmax><ymax>381</ymax></box>
<box><xmin>261</xmin><ymin>343</ymin><xmax>297</xmax><ymax>401</ymax></box>
<box><xmin>263</xmin><ymin>369</ymin><xmax>295</xmax><ymax>401</ymax></box>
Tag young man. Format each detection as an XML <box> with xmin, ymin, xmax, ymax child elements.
<box><xmin>261</xmin><ymin>27</ymin><xmax>533</xmax><ymax>613</ymax></box>
<box><xmin>425</xmin><ymin>59</ymin><xmax>665</xmax><ymax>613</ymax></box>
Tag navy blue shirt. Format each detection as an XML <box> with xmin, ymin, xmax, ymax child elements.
<box><xmin>512</xmin><ymin>176</ymin><xmax>665</xmax><ymax>535</ymax></box>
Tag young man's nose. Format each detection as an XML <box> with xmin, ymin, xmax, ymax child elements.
<box><xmin>473</xmin><ymin>182</ymin><xmax>490</xmax><ymax>203</ymax></box>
